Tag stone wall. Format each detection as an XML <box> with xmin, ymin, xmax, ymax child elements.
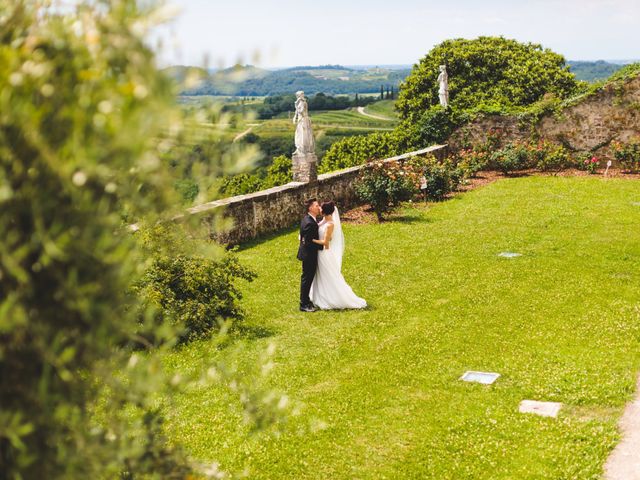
<box><xmin>186</xmin><ymin>145</ymin><xmax>446</xmax><ymax>245</ymax></box>
<box><xmin>449</xmin><ymin>73</ymin><xmax>640</xmax><ymax>157</ymax></box>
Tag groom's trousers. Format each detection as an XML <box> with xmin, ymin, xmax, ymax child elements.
<box><xmin>300</xmin><ymin>254</ymin><xmax>318</xmax><ymax>307</ymax></box>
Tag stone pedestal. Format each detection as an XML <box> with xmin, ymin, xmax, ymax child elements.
<box><xmin>292</xmin><ymin>152</ymin><xmax>318</xmax><ymax>183</ymax></box>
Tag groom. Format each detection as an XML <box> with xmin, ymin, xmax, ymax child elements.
<box><xmin>297</xmin><ymin>198</ymin><xmax>323</xmax><ymax>312</ymax></box>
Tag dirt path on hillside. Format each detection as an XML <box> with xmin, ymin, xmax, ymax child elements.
<box><xmin>356</xmin><ymin>106</ymin><xmax>394</xmax><ymax>121</ymax></box>
<box><xmin>233</xmin><ymin>127</ymin><xmax>253</xmax><ymax>142</ymax></box>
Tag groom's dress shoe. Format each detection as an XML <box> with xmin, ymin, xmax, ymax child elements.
<box><xmin>299</xmin><ymin>304</ymin><xmax>316</xmax><ymax>312</ymax></box>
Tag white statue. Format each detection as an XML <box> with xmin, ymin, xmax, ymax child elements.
<box><xmin>438</xmin><ymin>65</ymin><xmax>449</xmax><ymax>108</ymax></box>
<box><xmin>293</xmin><ymin>91</ymin><xmax>315</xmax><ymax>155</ymax></box>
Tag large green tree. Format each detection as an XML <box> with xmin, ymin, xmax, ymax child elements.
<box><xmin>397</xmin><ymin>37</ymin><xmax>583</xmax><ymax>122</ymax></box>
<box><xmin>0</xmin><ymin>1</ymin><xmax>274</xmax><ymax>478</ymax></box>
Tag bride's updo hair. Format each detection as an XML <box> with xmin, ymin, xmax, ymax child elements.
<box><xmin>321</xmin><ymin>201</ymin><xmax>335</xmax><ymax>215</ymax></box>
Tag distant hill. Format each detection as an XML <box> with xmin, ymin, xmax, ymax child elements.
<box><xmin>167</xmin><ymin>61</ymin><xmax>637</xmax><ymax>96</ymax></box>
<box><xmin>168</xmin><ymin>64</ymin><xmax>411</xmax><ymax>97</ymax></box>
<box><xmin>567</xmin><ymin>60</ymin><xmax>625</xmax><ymax>83</ymax></box>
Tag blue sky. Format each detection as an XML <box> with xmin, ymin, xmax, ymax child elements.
<box><xmin>156</xmin><ymin>0</ymin><xmax>639</xmax><ymax>68</ymax></box>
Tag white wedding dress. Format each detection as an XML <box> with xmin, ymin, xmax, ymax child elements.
<box><xmin>310</xmin><ymin>208</ymin><xmax>367</xmax><ymax>310</ymax></box>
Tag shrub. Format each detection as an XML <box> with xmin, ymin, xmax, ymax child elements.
<box><xmin>573</xmin><ymin>151</ymin><xmax>601</xmax><ymax>173</ymax></box>
<box><xmin>531</xmin><ymin>141</ymin><xmax>569</xmax><ymax>174</ymax></box>
<box><xmin>220</xmin><ymin>173</ymin><xmax>264</xmax><ymax>196</ymax></box>
<box><xmin>406</xmin><ymin>155</ymin><xmax>461</xmax><ymax>200</ymax></box>
<box><xmin>354</xmin><ymin>160</ymin><xmax>418</xmax><ymax>221</ymax></box>
<box><xmin>262</xmin><ymin>155</ymin><xmax>293</xmax><ymax>188</ymax></box>
<box><xmin>319</xmin><ymin>132</ymin><xmax>401</xmax><ymax>173</ymax></box>
<box><xmin>411</xmin><ymin>105</ymin><xmax>462</xmax><ymax>146</ymax></box>
<box><xmin>0</xmin><ymin>1</ymin><xmax>269</xmax><ymax>477</ymax></box>
<box><xmin>585</xmin><ymin>156</ymin><xmax>600</xmax><ymax>174</ymax></box>
<box><xmin>448</xmin><ymin>161</ymin><xmax>467</xmax><ymax>188</ymax></box>
<box><xmin>0</xmin><ymin>1</ymin><xmax>200</xmax><ymax>476</ymax></box>
<box><xmin>491</xmin><ymin>142</ymin><xmax>531</xmax><ymax>175</ymax></box>
<box><xmin>133</xmin><ymin>225</ymin><xmax>256</xmax><ymax>342</ymax></box>
<box><xmin>611</xmin><ymin>138</ymin><xmax>640</xmax><ymax>173</ymax></box>
<box><xmin>573</xmin><ymin>151</ymin><xmax>592</xmax><ymax>171</ymax></box>
<box><xmin>175</xmin><ymin>178</ymin><xmax>199</xmax><ymax>203</ymax></box>
<box><xmin>455</xmin><ymin>148</ymin><xmax>490</xmax><ymax>178</ymax></box>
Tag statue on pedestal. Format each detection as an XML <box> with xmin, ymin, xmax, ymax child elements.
<box><xmin>291</xmin><ymin>91</ymin><xmax>317</xmax><ymax>183</ymax></box>
<box><xmin>293</xmin><ymin>91</ymin><xmax>315</xmax><ymax>154</ymax></box>
<box><xmin>438</xmin><ymin>65</ymin><xmax>449</xmax><ymax>108</ymax></box>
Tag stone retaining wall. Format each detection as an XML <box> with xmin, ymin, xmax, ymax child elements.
<box><xmin>449</xmin><ymin>74</ymin><xmax>640</xmax><ymax>157</ymax></box>
<box><xmin>187</xmin><ymin>145</ymin><xmax>446</xmax><ymax>245</ymax></box>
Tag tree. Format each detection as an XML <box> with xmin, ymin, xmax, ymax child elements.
<box><xmin>0</xmin><ymin>1</ymin><xmax>272</xmax><ymax>478</ymax></box>
<box><xmin>380</xmin><ymin>84</ymin><xmax>385</xmax><ymax>100</ymax></box>
<box><xmin>396</xmin><ymin>36</ymin><xmax>583</xmax><ymax>122</ymax></box>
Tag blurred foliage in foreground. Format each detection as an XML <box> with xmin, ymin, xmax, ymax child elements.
<box><xmin>0</xmin><ymin>1</ymin><xmax>283</xmax><ymax>478</ymax></box>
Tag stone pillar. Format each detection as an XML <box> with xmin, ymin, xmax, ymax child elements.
<box><xmin>292</xmin><ymin>152</ymin><xmax>318</xmax><ymax>183</ymax></box>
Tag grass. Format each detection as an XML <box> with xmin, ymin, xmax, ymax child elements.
<box><xmin>198</xmin><ymin>109</ymin><xmax>395</xmax><ymax>143</ymax></box>
<box><xmin>364</xmin><ymin>99</ymin><xmax>399</xmax><ymax>120</ymax></box>
<box><xmin>161</xmin><ymin>176</ymin><xmax>640</xmax><ymax>479</ymax></box>
<box><xmin>310</xmin><ymin>109</ymin><xmax>397</xmax><ymax>129</ymax></box>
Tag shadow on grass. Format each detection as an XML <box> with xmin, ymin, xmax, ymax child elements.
<box><xmin>231</xmin><ymin>323</ymin><xmax>276</xmax><ymax>340</ymax></box>
<box><xmin>382</xmin><ymin>205</ymin><xmax>436</xmax><ymax>225</ymax></box>
<box><xmin>234</xmin><ymin>224</ymin><xmax>298</xmax><ymax>252</ymax></box>
<box><xmin>214</xmin><ymin>322</ymin><xmax>278</xmax><ymax>351</ymax></box>
<box><xmin>382</xmin><ymin>214</ymin><xmax>424</xmax><ymax>225</ymax></box>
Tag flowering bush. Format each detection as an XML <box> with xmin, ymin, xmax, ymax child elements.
<box><xmin>584</xmin><ymin>156</ymin><xmax>600</xmax><ymax>174</ymax></box>
<box><xmin>456</xmin><ymin>148</ymin><xmax>490</xmax><ymax>178</ymax></box>
<box><xmin>408</xmin><ymin>156</ymin><xmax>462</xmax><ymax>201</ymax></box>
<box><xmin>355</xmin><ymin>160</ymin><xmax>419</xmax><ymax>221</ymax></box>
<box><xmin>530</xmin><ymin>141</ymin><xmax>569</xmax><ymax>173</ymax></box>
<box><xmin>490</xmin><ymin>142</ymin><xmax>532</xmax><ymax>175</ymax></box>
<box><xmin>611</xmin><ymin>138</ymin><xmax>640</xmax><ymax>173</ymax></box>
<box><xmin>454</xmin><ymin>129</ymin><xmax>504</xmax><ymax>178</ymax></box>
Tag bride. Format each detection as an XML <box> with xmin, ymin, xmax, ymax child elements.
<box><xmin>310</xmin><ymin>201</ymin><xmax>367</xmax><ymax>310</ymax></box>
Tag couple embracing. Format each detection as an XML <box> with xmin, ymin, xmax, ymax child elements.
<box><xmin>297</xmin><ymin>198</ymin><xmax>367</xmax><ymax>312</ymax></box>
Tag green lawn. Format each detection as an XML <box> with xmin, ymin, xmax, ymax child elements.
<box><xmin>162</xmin><ymin>176</ymin><xmax>640</xmax><ymax>479</ymax></box>
<box><xmin>364</xmin><ymin>99</ymin><xmax>399</xmax><ymax>120</ymax></box>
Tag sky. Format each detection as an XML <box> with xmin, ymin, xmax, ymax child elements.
<box><xmin>155</xmin><ymin>0</ymin><xmax>640</xmax><ymax>68</ymax></box>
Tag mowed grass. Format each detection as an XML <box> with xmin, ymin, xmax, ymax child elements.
<box><xmin>162</xmin><ymin>177</ymin><xmax>640</xmax><ymax>479</ymax></box>
<box><xmin>364</xmin><ymin>99</ymin><xmax>399</xmax><ymax>120</ymax></box>
<box><xmin>310</xmin><ymin>109</ymin><xmax>397</xmax><ymax>129</ymax></box>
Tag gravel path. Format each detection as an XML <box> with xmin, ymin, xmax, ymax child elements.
<box><xmin>604</xmin><ymin>374</ymin><xmax>640</xmax><ymax>480</ymax></box>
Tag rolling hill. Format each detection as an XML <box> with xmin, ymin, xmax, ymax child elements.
<box><xmin>167</xmin><ymin>64</ymin><xmax>411</xmax><ymax>97</ymax></box>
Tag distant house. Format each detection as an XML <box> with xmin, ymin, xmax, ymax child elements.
<box><xmin>338</xmin><ymin>76</ymin><xmax>350</xmax><ymax>81</ymax></box>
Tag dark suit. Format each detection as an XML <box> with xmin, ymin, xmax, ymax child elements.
<box><xmin>297</xmin><ymin>214</ymin><xmax>323</xmax><ymax>307</ymax></box>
